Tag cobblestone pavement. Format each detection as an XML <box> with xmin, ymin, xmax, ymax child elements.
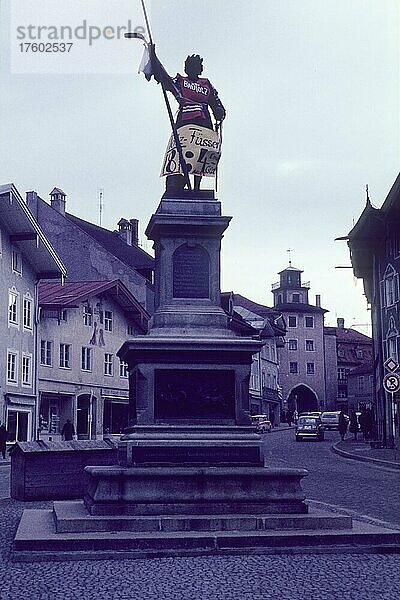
<box><xmin>1</xmin><ymin>436</ymin><xmax>400</xmax><ymax>599</ymax></box>
<box><xmin>265</xmin><ymin>429</ymin><xmax>400</xmax><ymax>526</ymax></box>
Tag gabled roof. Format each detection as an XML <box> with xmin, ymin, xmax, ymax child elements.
<box><xmin>222</xmin><ymin>292</ymin><xmax>286</xmax><ymax>336</ymax></box>
<box><xmin>348</xmin><ymin>361</ymin><xmax>374</xmax><ymax>376</ymax></box>
<box><xmin>39</xmin><ymin>279</ymin><xmax>150</xmax><ymax>332</ymax></box>
<box><xmin>324</xmin><ymin>325</ymin><xmax>372</xmax><ymax>344</ymax></box>
<box><xmin>0</xmin><ymin>183</ymin><xmax>66</xmax><ymax>280</ymax></box>
<box><xmin>65</xmin><ymin>213</ymin><xmax>154</xmax><ymax>274</ymax></box>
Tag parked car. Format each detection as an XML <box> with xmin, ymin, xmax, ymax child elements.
<box><xmin>295</xmin><ymin>416</ymin><xmax>324</xmax><ymax>441</ymax></box>
<box><xmin>320</xmin><ymin>411</ymin><xmax>349</xmax><ymax>431</ymax></box>
<box><xmin>251</xmin><ymin>415</ymin><xmax>272</xmax><ymax>433</ymax></box>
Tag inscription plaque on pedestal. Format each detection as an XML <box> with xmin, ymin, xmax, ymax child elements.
<box><xmin>155</xmin><ymin>369</ymin><xmax>235</xmax><ymax>419</ymax></box>
<box><xmin>173</xmin><ymin>244</ymin><xmax>210</xmax><ymax>298</ymax></box>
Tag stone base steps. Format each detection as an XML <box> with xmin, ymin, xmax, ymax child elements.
<box><xmin>13</xmin><ymin>506</ymin><xmax>400</xmax><ymax>562</ymax></box>
<box><xmin>53</xmin><ymin>501</ymin><xmax>352</xmax><ymax>533</ymax></box>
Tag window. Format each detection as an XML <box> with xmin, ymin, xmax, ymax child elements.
<box><xmin>83</xmin><ymin>306</ymin><xmax>93</xmax><ymax>327</ymax></box>
<box><xmin>357</xmin><ymin>376</ymin><xmax>365</xmax><ymax>393</ymax></box>
<box><xmin>292</xmin><ymin>293</ymin><xmax>300</xmax><ymax>303</ymax></box>
<box><xmin>104</xmin><ymin>310</ymin><xmax>113</xmax><ymax>332</ymax></box>
<box><xmin>338</xmin><ymin>348</ymin><xmax>345</xmax><ymax>358</ymax></box>
<box><xmin>23</xmin><ymin>295</ymin><xmax>33</xmax><ymax>330</ymax></box>
<box><xmin>7</xmin><ymin>350</ymin><xmax>18</xmax><ymax>384</ymax></box>
<box><xmin>60</xmin><ymin>309</ymin><xmax>68</xmax><ymax>321</ymax></box>
<box><xmin>12</xmin><ymin>248</ymin><xmax>22</xmax><ymax>274</ymax></box>
<box><xmin>305</xmin><ymin>316</ymin><xmax>314</xmax><ymax>328</ymax></box>
<box><xmin>338</xmin><ymin>367</ymin><xmax>349</xmax><ymax>381</ymax></box>
<box><xmin>8</xmin><ymin>289</ymin><xmax>19</xmax><ymax>326</ymax></box>
<box><xmin>289</xmin><ymin>362</ymin><xmax>298</xmax><ymax>374</ymax></box>
<box><xmin>119</xmin><ymin>360</ymin><xmax>129</xmax><ymax>378</ymax></box>
<box><xmin>382</xmin><ymin>264</ymin><xmax>399</xmax><ymax>307</ymax></box>
<box><xmin>338</xmin><ymin>388</ymin><xmax>348</xmax><ymax>398</ymax></box>
<box><xmin>40</xmin><ymin>340</ymin><xmax>53</xmax><ymax>366</ymax></box>
<box><xmin>81</xmin><ymin>347</ymin><xmax>92</xmax><ymax>372</ymax></box>
<box><xmin>288</xmin><ymin>339</ymin><xmax>298</xmax><ymax>350</ymax></box>
<box><xmin>60</xmin><ymin>343</ymin><xmax>71</xmax><ymax>369</ymax></box>
<box><xmin>127</xmin><ymin>324</ymin><xmax>135</xmax><ymax>335</ymax></box>
<box><xmin>306</xmin><ymin>362</ymin><xmax>315</xmax><ymax>375</ymax></box>
<box><xmin>288</xmin><ymin>316</ymin><xmax>297</xmax><ymax>328</ymax></box>
<box><xmin>7</xmin><ymin>409</ymin><xmax>30</xmax><ymax>443</ymax></box>
<box><xmin>104</xmin><ymin>353</ymin><xmax>113</xmax><ymax>376</ymax></box>
<box><xmin>305</xmin><ymin>339</ymin><xmax>314</xmax><ymax>351</ymax></box>
<box><xmin>21</xmin><ymin>353</ymin><xmax>32</xmax><ymax>386</ymax></box>
<box><xmin>355</xmin><ymin>349</ymin><xmax>363</xmax><ymax>359</ymax></box>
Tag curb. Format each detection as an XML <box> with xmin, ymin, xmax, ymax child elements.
<box><xmin>331</xmin><ymin>443</ymin><xmax>400</xmax><ymax>470</ymax></box>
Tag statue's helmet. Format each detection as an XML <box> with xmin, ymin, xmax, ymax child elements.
<box><xmin>184</xmin><ymin>54</ymin><xmax>203</xmax><ymax>76</ymax></box>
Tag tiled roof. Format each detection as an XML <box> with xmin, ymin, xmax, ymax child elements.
<box><xmin>227</xmin><ymin>293</ymin><xmax>279</xmax><ymax>319</ymax></box>
<box><xmin>222</xmin><ymin>292</ymin><xmax>286</xmax><ymax>336</ymax></box>
<box><xmin>38</xmin><ymin>279</ymin><xmax>150</xmax><ymax>330</ymax></box>
<box><xmin>348</xmin><ymin>361</ymin><xmax>374</xmax><ymax>376</ymax></box>
<box><xmin>65</xmin><ymin>213</ymin><xmax>154</xmax><ymax>273</ymax></box>
<box><xmin>325</xmin><ymin>326</ymin><xmax>372</xmax><ymax>343</ymax></box>
<box><xmin>39</xmin><ymin>281</ymin><xmax>117</xmax><ymax>306</ymax></box>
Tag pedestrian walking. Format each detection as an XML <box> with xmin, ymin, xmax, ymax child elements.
<box><xmin>0</xmin><ymin>422</ymin><xmax>8</xmax><ymax>459</ymax></box>
<box><xmin>349</xmin><ymin>411</ymin><xmax>359</xmax><ymax>441</ymax></box>
<box><xmin>338</xmin><ymin>410</ymin><xmax>348</xmax><ymax>441</ymax></box>
<box><xmin>61</xmin><ymin>419</ymin><xmax>75</xmax><ymax>441</ymax></box>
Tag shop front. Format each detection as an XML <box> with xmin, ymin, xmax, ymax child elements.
<box><xmin>39</xmin><ymin>391</ymin><xmax>75</xmax><ymax>441</ymax></box>
<box><xmin>103</xmin><ymin>390</ymin><xmax>129</xmax><ymax>436</ymax></box>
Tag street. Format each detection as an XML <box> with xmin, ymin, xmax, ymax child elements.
<box><xmin>264</xmin><ymin>428</ymin><xmax>400</xmax><ymax>526</ymax></box>
<box><xmin>0</xmin><ymin>434</ymin><xmax>400</xmax><ymax>599</ymax></box>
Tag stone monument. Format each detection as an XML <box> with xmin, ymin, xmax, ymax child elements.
<box><xmin>81</xmin><ymin>189</ymin><xmax>308</xmax><ymax>518</ymax></box>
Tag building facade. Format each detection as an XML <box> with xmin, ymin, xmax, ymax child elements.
<box><xmin>0</xmin><ymin>184</ymin><xmax>66</xmax><ymax>443</ymax></box>
<box><xmin>222</xmin><ymin>293</ymin><xmax>286</xmax><ymax>425</ymax></box>
<box><xmin>37</xmin><ymin>280</ymin><xmax>149</xmax><ymax>440</ymax></box>
<box><xmin>271</xmin><ymin>265</ymin><xmax>329</xmax><ymax>415</ymax></box>
<box><xmin>347</xmin><ymin>176</ymin><xmax>400</xmax><ymax>444</ymax></box>
<box><xmin>26</xmin><ymin>187</ymin><xmax>154</xmax><ymax>312</ymax></box>
<box><xmin>324</xmin><ymin>318</ymin><xmax>373</xmax><ymax>413</ymax></box>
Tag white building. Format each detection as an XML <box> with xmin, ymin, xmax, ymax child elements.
<box><xmin>0</xmin><ymin>184</ymin><xmax>66</xmax><ymax>442</ymax></box>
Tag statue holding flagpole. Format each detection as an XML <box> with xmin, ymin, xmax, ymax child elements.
<box><xmin>125</xmin><ymin>2</ymin><xmax>226</xmax><ymax>192</ymax></box>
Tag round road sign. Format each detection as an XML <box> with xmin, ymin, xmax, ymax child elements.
<box><xmin>383</xmin><ymin>373</ymin><xmax>400</xmax><ymax>393</ymax></box>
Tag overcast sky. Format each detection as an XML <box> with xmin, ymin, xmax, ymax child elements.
<box><xmin>1</xmin><ymin>1</ymin><xmax>399</xmax><ymax>334</ymax></box>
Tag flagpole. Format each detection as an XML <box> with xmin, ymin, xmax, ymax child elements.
<box><xmin>139</xmin><ymin>0</ymin><xmax>192</xmax><ymax>191</ymax></box>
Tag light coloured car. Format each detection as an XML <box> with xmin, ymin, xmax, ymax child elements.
<box><xmin>321</xmin><ymin>411</ymin><xmax>344</xmax><ymax>430</ymax></box>
<box><xmin>295</xmin><ymin>416</ymin><xmax>324</xmax><ymax>441</ymax></box>
<box><xmin>251</xmin><ymin>415</ymin><xmax>272</xmax><ymax>434</ymax></box>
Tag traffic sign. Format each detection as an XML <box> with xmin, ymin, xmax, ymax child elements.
<box><xmin>384</xmin><ymin>357</ymin><xmax>399</xmax><ymax>373</ymax></box>
<box><xmin>383</xmin><ymin>372</ymin><xmax>400</xmax><ymax>393</ymax></box>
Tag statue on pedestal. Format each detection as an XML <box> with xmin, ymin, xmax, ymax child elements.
<box><xmin>126</xmin><ymin>23</ymin><xmax>225</xmax><ymax>192</ymax></box>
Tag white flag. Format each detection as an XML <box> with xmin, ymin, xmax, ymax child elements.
<box><xmin>138</xmin><ymin>44</ymin><xmax>153</xmax><ymax>81</ymax></box>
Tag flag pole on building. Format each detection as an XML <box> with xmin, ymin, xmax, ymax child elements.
<box><xmin>125</xmin><ymin>1</ymin><xmax>192</xmax><ymax>190</ymax></box>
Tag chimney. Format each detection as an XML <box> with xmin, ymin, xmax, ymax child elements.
<box><xmin>337</xmin><ymin>317</ymin><xmax>345</xmax><ymax>329</ymax></box>
<box><xmin>117</xmin><ymin>218</ymin><xmax>132</xmax><ymax>245</ymax></box>
<box><xmin>50</xmin><ymin>187</ymin><xmax>66</xmax><ymax>216</ymax></box>
<box><xmin>130</xmin><ymin>219</ymin><xmax>139</xmax><ymax>246</ymax></box>
<box><xmin>315</xmin><ymin>294</ymin><xmax>321</xmax><ymax>307</ymax></box>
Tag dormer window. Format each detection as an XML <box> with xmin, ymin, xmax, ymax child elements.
<box><xmin>292</xmin><ymin>293</ymin><xmax>300</xmax><ymax>303</ymax></box>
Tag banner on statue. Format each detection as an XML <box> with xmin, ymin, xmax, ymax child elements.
<box><xmin>160</xmin><ymin>125</ymin><xmax>221</xmax><ymax>178</ymax></box>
